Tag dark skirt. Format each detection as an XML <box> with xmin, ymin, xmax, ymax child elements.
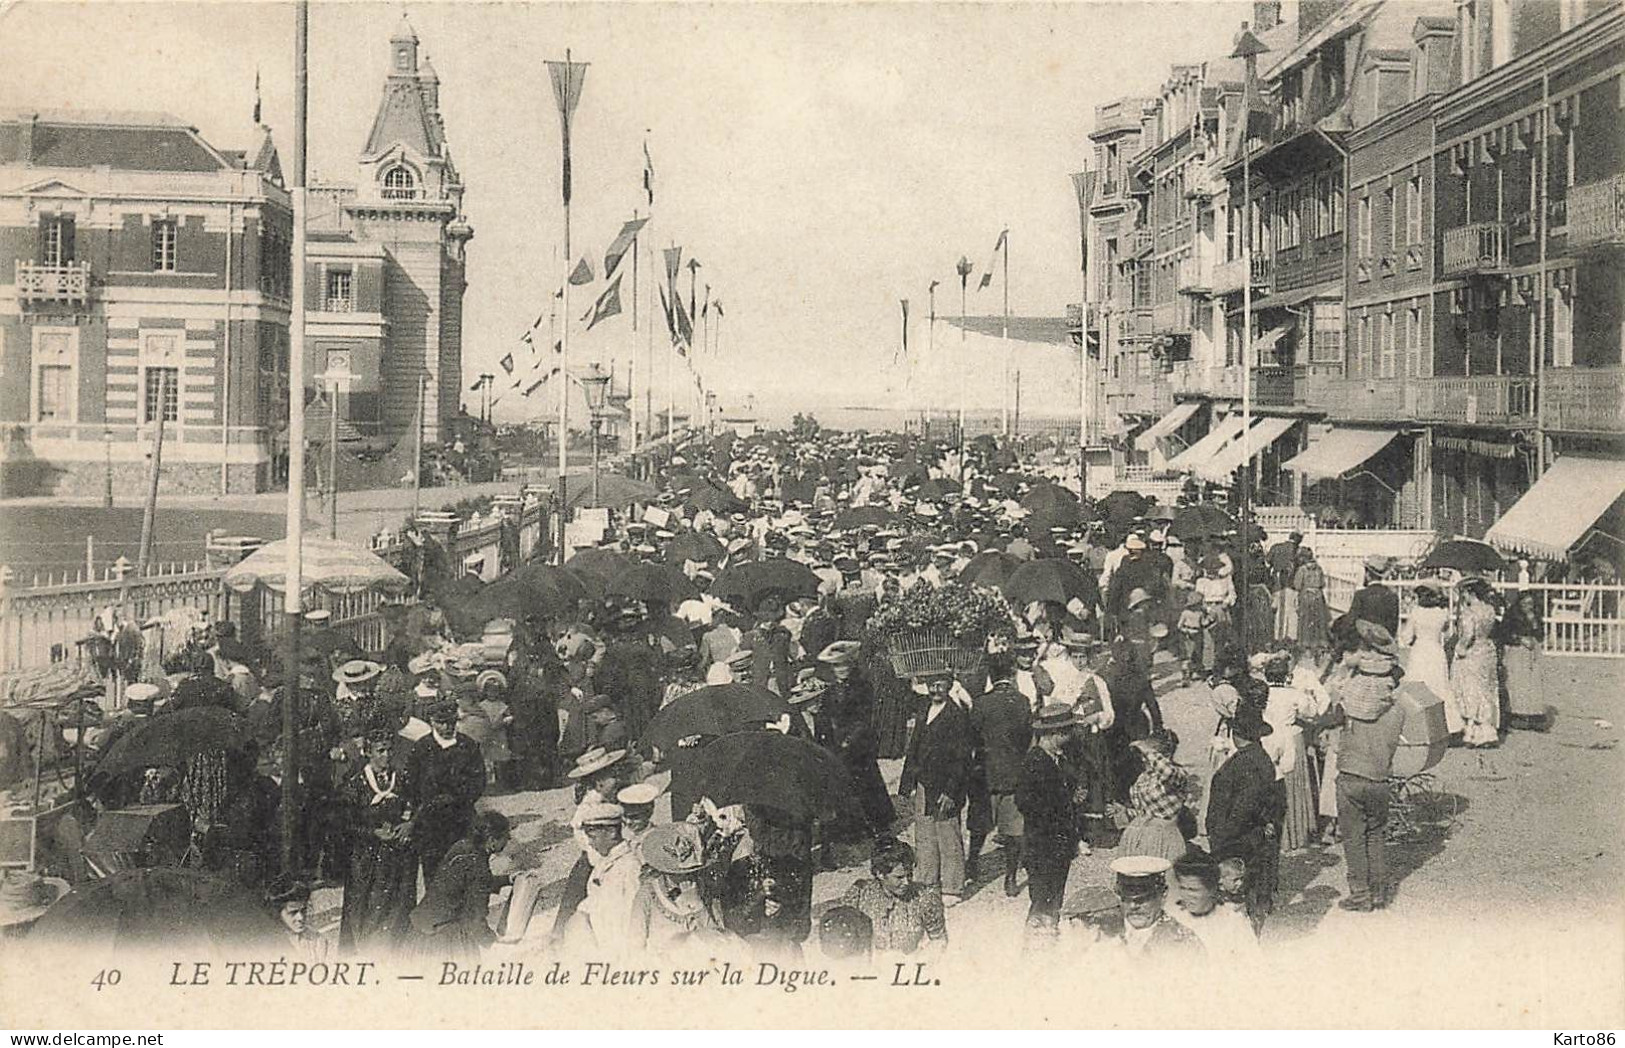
<box><xmin>340</xmin><ymin>839</ymin><xmax>419</xmax><ymax>955</ymax></box>
<box><xmin>872</xmin><ymin>674</ymin><xmax>913</xmax><ymax>760</ymax></box>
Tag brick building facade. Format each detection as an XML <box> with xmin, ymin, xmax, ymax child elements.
<box><xmin>0</xmin><ymin>110</ymin><xmax>292</xmax><ymax>496</ymax></box>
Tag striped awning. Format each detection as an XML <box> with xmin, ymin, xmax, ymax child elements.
<box><xmin>1485</xmin><ymin>456</ymin><xmax>1625</xmax><ymax>561</ymax></box>
<box><xmin>1134</xmin><ymin>401</ymin><xmax>1203</xmax><ymax>452</ymax></box>
<box><xmin>1166</xmin><ymin>413</ymin><xmax>1247</xmax><ymax>473</ymax></box>
<box><xmin>1283</xmin><ymin>427</ymin><xmax>1399</xmax><ymax>482</ymax></box>
<box><xmin>1195</xmin><ymin>416</ymin><xmax>1298</xmax><ymax>483</ymax></box>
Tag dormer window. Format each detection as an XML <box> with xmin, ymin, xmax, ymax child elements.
<box><xmin>382</xmin><ymin>166</ymin><xmax>418</xmax><ymax>200</ymax></box>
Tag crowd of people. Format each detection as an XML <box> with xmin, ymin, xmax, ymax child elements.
<box><xmin>18</xmin><ymin>426</ymin><xmax>1558</xmax><ymax>964</ymax></box>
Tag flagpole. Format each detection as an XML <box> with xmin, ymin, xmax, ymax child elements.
<box><xmin>631</xmin><ymin>209</ymin><xmax>640</xmax><ymax>452</ymax></box>
<box><xmin>1237</xmin><ymin>32</ymin><xmax>1259</xmax><ymax>652</ymax></box>
<box><xmin>926</xmin><ymin>282</ymin><xmax>936</xmax><ymax>431</ymax></box>
<box><xmin>955</xmin><ymin>256</ymin><xmax>972</xmax><ymax>479</ymax></box>
<box><xmin>1002</xmin><ymin>228</ymin><xmax>1011</xmax><ymax>439</ymax></box>
<box><xmin>1079</xmin><ymin>183</ymin><xmax>1091</xmax><ymax>496</ymax></box>
<box><xmin>280</xmin><ymin>0</ymin><xmax>309</xmax><ymax>877</ymax></box>
<box><xmin>548</xmin><ymin>49</ymin><xmax>586</xmax><ymax>564</ymax></box>
<box><xmin>666</xmin><ymin>243</ymin><xmax>675</xmax><ymax>452</ymax></box>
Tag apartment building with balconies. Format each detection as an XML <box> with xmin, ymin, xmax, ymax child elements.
<box><xmin>0</xmin><ymin>110</ymin><xmax>292</xmax><ymax>496</ymax></box>
<box><xmin>1429</xmin><ymin>0</ymin><xmax>1623</xmax><ymax>546</ymax></box>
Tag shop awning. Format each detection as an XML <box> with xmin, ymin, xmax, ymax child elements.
<box><xmin>1282</xmin><ymin>427</ymin><xmax>1399</xmax><ymax>482</ymax></box>
<box><xmin>1134</xmin><ymin>401</ymin><xmax>1203</xmax><ymax>452</ymax></box>
<box><xmin>1249</xmin><ymin>326</ymin><xmax>1289</xmax><ymax>357</ymax></box>
<box><xmin>1485</xmin><ymin>456</ymin><xmax>1625</xmax><ymax>561</ymax></box>
<box><xmin>1195</xmin><ymin>415</ymin><xmax>1298</xmax><ymax>483</ymax></box>
<box><xmin>1255</xmin><ymin>280</ymin><xmax>1340</xmax><ymax>311</ymax></box>
<box><xmin>1166</xmin><ymin>413</ymin><xmax>1247</xmax><ymax>473</ymax></box>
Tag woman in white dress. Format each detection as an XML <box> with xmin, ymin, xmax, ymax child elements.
<box><xmin>1398</xmin><ymin>581</ymin><xmax>1456</xmax><ymax>733</ymax></box>
<box><xmin>1259</xmin><ymin>653</ymin><xmax>1315</xmax><ymax>854</ymax></box>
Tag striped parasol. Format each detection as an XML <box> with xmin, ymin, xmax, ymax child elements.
<box><xmin>222</xmin><ymin>535</ymin><xmax>410</xmax><ymax>595</ymax></box>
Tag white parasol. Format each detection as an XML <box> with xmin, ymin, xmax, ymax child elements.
<box><xmin>223</xmin><ymin>535</ymin><xmax>409</xmax><ymax>595</ymax></box>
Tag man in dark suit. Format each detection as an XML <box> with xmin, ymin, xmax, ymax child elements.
<box><xmin>1015</xmin><ymin>704</ymin><xmax>1083</xmax><ymax>939</ymax></box>
<box><xmin>970</xmin><ymin>644</ymin><xmax>1033</xmax><ymax>895</ymax></box>
<box><xmin>1204</xmin><ymin>696</ymin><xmax>1284</xmax><ymax>932</ymax></box>
<box><xmin>1349</xmin><ymin>555</ymin><xmax>1400</xmax><ymax>636</ymax></box>
<box><xmin>405</xmin><ymin>699</ymin><xmax>487</xmax><ymax>881</ymax></box>
<box><xmin>898</xmin><ymin>669</ymin><xmax>973</xmax><ymax>902</ymax></box>
<box><xmin>786</xmin><ymin>669</ymin><xmax>833</xmax><ymax>746</ymax></box>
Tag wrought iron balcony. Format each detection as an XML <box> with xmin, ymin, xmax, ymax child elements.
<box><xmin>16</xmin><ymin>261</ymin><xmax>91</xmax><ymax>307</ymax></box>
<box><xmin>1252</xmin><ymin>365</ymin><xmax>1300</xmax><ymax>408</ymax></box>
<box><xmin>1441</xmin><ymin>222</ymin><xmax>1508</xmax><ymax>278</ymax></box>
<box><xmin>1249</xmin><ymin>254</ymin><xmax>1274</xmax><ymax>291</ymax></box>
<box><xmin>1412</xmin><ymin>374</ymin><xmax>1534</xmax><ymax>426</ymax></box>
<box><xmin>1303</xmin><ymin>374</ymin><xmax>1411</xmax><ymax>422</ymax></box>
<box><xmin>1176</xmin><ymin>257</ymin><xmax>1208</xmax><ymax>295</ymax></box>
<box><xmin>1543</xmin><ymin>367</ymin><xmax>1624</xmax><ymax>434</ymax></box>
<box><xmin>1567</xmin><ymin>173</ymin><xmax>1625</xmax><ymax>252</ymax></box>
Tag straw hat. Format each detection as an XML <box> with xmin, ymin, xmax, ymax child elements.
<box><xmin>567</xmin><ymin>746</ymin><xmax>628</xmax><ymax>780</ymax></box>
<box><xmin>0</xmin><ymin>871</ymin><xmax>68</xmax><ymax>928</ymax></box>
<box><xmin>640</xmin><ymin>822</ymin><xmax>709</xmax><ymax>875</ymax></box>
<box><xmin>333</xmin><ymin>659</ymin><xmax>383</xmax><ymax>687</ymax></box>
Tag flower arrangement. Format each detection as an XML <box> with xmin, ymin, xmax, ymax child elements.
<box><xmin>867</xmin><ymin>581</ymin><xmax>1019</xmax><ymax>645</ymax></box>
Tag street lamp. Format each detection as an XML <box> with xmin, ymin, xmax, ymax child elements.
<box><xmin>580</xmin><ymin>362</ymin><xmax>612</xmax><ymax>509</ymax></box>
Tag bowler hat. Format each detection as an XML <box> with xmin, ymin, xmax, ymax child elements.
<box><xmin>1033</xmin><ymin>703</ymin><xmax>1084</xmax><ymax>734</ymax></box>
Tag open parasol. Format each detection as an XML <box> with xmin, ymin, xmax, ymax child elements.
<box><xmin>1020</xmin><ymin>483</ymin><xmax>1084</xmax><ymax>521</ymax></box>
<box><xmin>641</xmin><ymin>684</ymin><xmax>790</xmax><ymax>755</ymax></box>
<box><xmin>1001</xmin><ymin>557</ymin><xmax>1100</xmax><ymax>610</ymax></box>
<box><xmin>223</xmin><ymin>535</ymin><xmax>409</xmax><ymax>595</ymax></box>
<box><xmin>1169</xmin><ymin>502</ymin><xmax>1237</xmax><ymax>541</ymax></box>
<box><xmin>834</xmin><ymin>505</ymin><xmax>897</xmax><ymax>530</ymax></box>
<box><xmin>684</xmin><ymin>730</ymin><xmax>857</xmax><ymax>819</ymax></box>
<box><xmin>1098</xmin><ymin>489</ymin><xmax>1152</xmax><ymax>524</ymax></box>
<box><xmin>663</xmin><ymin>531</ymin><xmax>727</xmax><ymax>565</ymax></box>
<box><xmin>606</xmin><ymin>563</ymin><xmax>701</xmax><ymax>604</ymax></box>
<box><xmin>1420</xmin><ymin>538</ymin><xmax>1506</xmax><ymax>576</ymax></box>
<box><xmin>565</xmin><ymin>548</ymin><xmax>633</xmax><ymax>585</ymax></box>
<box><xmin>959</xmin><ymin>550</ymin><xmax>1025</xmax><ymax>591</ymax></box>
<box><xmin>710</xmin><ymin>559</ymin><xmax>821</xmax><ymax>610</ymax></box>
<box><xmin>90</xmin><ymin>706</ymin><xmax>244</xmax><ymax>781</ymax></box>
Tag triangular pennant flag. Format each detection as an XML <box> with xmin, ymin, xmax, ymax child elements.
<box><xmin>583</xmin><ymin>273</ymin><xmax>624</xmax><ymax>331</ymax></box>
<box><xmin>673</xmin><ymin>293</ymin><xmax>693</xmax><ymax>349</ymax></box>
<box><xmin>994</xmin><ymin>229</ymin><xmax>1008</xmax><ymax>253</ymax></box>
<box><xmin>978</xmin><ymin>271</ymin><xmax>993</xmax><ymax>291</ymax></box>
<box><xmin>469</xmin><ymin>378</ymin><xmax>484</xmax><ymax>393</ymax></box>
<box><xmin>603</xmin><ymin>217</ymin><xmax>648</xmax><ymax>278</ymax></box>
<box><xmin>663</xmin><ymin>247</ymin><xmax>683</xmax><ymax>285</ymax></box>
<box><xmin>499</xmin><ymin>353</ymin><xmax>515</xmax><ymax>375</ymax></box>
<box><xmin>900</xmin><ymin>299</ymin><xmax>910</xmax><ymax>360</ymax></box>
<box><xmin>642</xmin><ymin>139</ymin><xmax>655</xmax><ymax>207</ymax></box>
<box><xmin>713</xmin><ymin>300</ymin><xmax>723</xmax><ymax>319</ymax></box>
<box><xmin>546</xmin><ymin>58</ymin><xmax>588</xmax><ymax>206</ymax></box>
<box><xmin>569</xmin><ymin>257</ymin><xmax>594</xmax><ymax>286</ymax></box>
<box><xmin>659</xmin><ymin>284</ymin><xmax>676</xmax><ymax>337</ymax></box>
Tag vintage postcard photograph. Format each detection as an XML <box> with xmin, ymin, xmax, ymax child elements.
<box><xmin>0</xmin><ymin>0</ymin><xmax>1621</xmax><ymax>1031</ymax></box>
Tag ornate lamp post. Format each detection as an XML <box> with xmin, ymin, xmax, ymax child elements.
<box><xmin>580</xmin><ymin>362</ymin><xmax>612</xmax><ymax>508</ymax></box>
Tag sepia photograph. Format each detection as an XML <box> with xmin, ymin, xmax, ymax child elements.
<box><xmin>0</xmin><ymin>0</ymin><xmax>1621</xmax><ymax>1031</ymax></box>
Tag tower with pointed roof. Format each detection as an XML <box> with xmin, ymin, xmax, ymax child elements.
<box><xmin>305</xmin><ymin>13</ymin><xmax>472</xmax><ymax>445</ymax></box>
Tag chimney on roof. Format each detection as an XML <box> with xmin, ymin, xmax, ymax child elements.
<box><xmin>21</xmin><ymin>113</ymin><xmax>38</xmax><ymax>165</ymax></box>
<box><xmin>1253</xmin><ymin>1</ymin><xmax>1281</xmax><ymax>33</ymax></box>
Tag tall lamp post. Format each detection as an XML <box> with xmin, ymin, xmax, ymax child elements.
<box><xmin>580</xmin><ymin>362</ymin><xmax>612</xmax><ymax>509</ymax></box>
<box><xmin>955</xmin><ymin>256</ymin><xmax>974</xmax><ymax>477</ymax></box>
<box><xmin>314</xmin><ymin>364</ymin><xmax>353</xmax><ymax>540</ymax></box>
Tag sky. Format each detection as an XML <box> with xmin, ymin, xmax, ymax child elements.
<box><xmin>0</xmin><ymin>1</ymin><xmax>1252</xmax><ymax>425</ymax></box>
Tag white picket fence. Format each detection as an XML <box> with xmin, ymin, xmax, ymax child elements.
<box><xmin>1381</xmin><ymin>579</ymin><xmax>1625</xmax><ymax>659</ymax></box>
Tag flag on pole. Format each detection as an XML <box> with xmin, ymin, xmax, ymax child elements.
<box><xmin>583</xmin><ymin>273</ymin><xmax>624</xmax><ymax>330</ymax></box>
<box><xmin>252</xmin><ymin>67</ymin><xmax>261</xmax><ymax>125</ymax></box>
<box><xmin>663</xmin><ymin>247</ymin><xmax>683</xmax><ymax>286</ymax></box>
<box><xmin>713</xmin><ymin>300</ymin><xmax>724</xmax><ymax>319</ymax></box>
<box><xmin>701</xmin><ymin>284</ymin><xmax>710</xmax><ymax>319</ymax></box>
<box><xmin>659</xmin><ymin>285</ymin><xmax>692</xmax><ymax>352</ymax></box>
<box><xmin>1070</xmin><ymin>171</ymin><xmax>1097</xmax><ymax>269</ymax></box>
<box><xmin>569</xmin><ymin>257</ymin><xmax>594</xmax><ymax>286</ymax></box>
<box><xmin>546</xmin><ymin>56</ymin><xmax>588</xmax><ymax>206</ymax></box>
<box><xmin>900</xmin><ymin>299</ymin><xmax>910</xmax><ymax>359</ymax></box>
<box><xmin>603</xmin><ymin>217</ymin><xmax>648</xmax><ymax>278</ymax></box>
<box><xmin>642</xmin><ymin>139</ymin><xmax>655</xmax><ymax>207</ymax></box>
<box><xmin>499</xmin><ymin>353</ymin><xmax>515</xmax><ymax>375</ymax></box>
<box><xmin>469</xmin><ymin>378</ymin><xmax>484</xmax><ymax>392</ymax></box>
<box><xmin>978</xmin><ymin>230</ymin><xmax>1009</xmax><ymax>291</ymax></box>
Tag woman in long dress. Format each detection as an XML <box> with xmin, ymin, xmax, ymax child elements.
<box><xmin>339</xmin><ymin>732</ymin><xmax>419</xmax><ymax>955</ymax></box>
<box><xmin>1293</xmin><ymin>548</ymin><xmax>1331</xmax><ymax>656</ymax></box>
<box><xmin>1399</xmin><ymin>582</ymin><xmax>1456</xmax><ymax>732</ymax></box>
<box><xmin>1451</xmin><ymin>579</ymin><xmax>1502</xmax><ymax>749</ymax></box>
<box><xmin>1260</xmin><ymin>655</ymin><xmax>1316</xmax><ymax>854</ymax></box>
<box><xmin>1500</xmin><ymin>590</ymin><xmax>1547</xmax><ymax>729</ymax></box>
<box><xmin>1118</xmin><ymin>730</ymin><xmax>1195</xmax><ymax>861</ymax></box>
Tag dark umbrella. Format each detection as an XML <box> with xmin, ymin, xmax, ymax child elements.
<box><xmin>442</xmin><ymin>577</ymin><xmax>533</xmax><ymax>638</ymax></box>
<box><xmin>429</xmin><ymin>573</ymin><xmax>484</xmax><ymax>607</ymax></box>
<box><xmin>959</xmin><ymin>550</ymin><xmax>1024</xmax><ymax>591</ymax></box>
<box><xmin>607</xmin><ymin>563</ymin><xmax>701</xmax><ymax>604</ymax></box>
<box><xmin>686</xmin><ymin>730</ymin><xmax>857</xmax><ymax>819</ymax></box>
<box><xmin>509</xmin><ymin>563</ymin><xmax>590</xmax><ymax>613</ymax></box>
<box><xmin>664</xmin><ymin>531</ymin><xmax>726</xmax><ymax>565</ymax></box>
<box><xmin>914</xmin><ymin>477</ymin><xmax>961</xmax><ymax>502</ymax></box>
<box><xmin>1021</xmin><ymin>485</ymin><xmax>1087</xmax><ymax>527</ymax></box>
<box><xmin>985</xmin><ymin>472</ymin><xmax>1026</xmax><ymax>495</ymax></box>
<box><xmin>565</xmin><ymin>548</ymin><xmax>633</xmax><ymax>585</ymax></box>
<box><xmin>1098</xmin><ymin>489</ymin><xmax>1151</xmax><ymax>523</ymax></box>
<box><xmin>834</xmin><ymin>505</ymin><xmax>897</xmax><ymax>530</ymax></box>
<box><xmin>642</xmin><ymin>684</ymin><xmax>791</xmax><ymax>755</ymax></box>
<box><xmin>28</xmin><ymin>867</ymin><xmax>281</xmax><ymax>949</ymax></box>
<box><xmin>1170</xmin><ymin>503</ymin><xmax>1236</xmax><ymax>541</ymax></box>
<box><xmin>1420</xmin><ymin>538</ymin><xmax>1506</xmax><ymax>575</ymax></box>
<box><xmin>1001</xmin><ymin>557</ymin><xmax>1100</xmax><ymax>610</ymax></box>
<box><xmin>684</xmin><ymin>485</ymin><xmax>747</xmax><ymax>515</ymax></box>
<box><xmin>711</xmin><ymin>559</ymin><xmax>821</xmax><ymax>610</ymax></box>
<box><xmin>91</xmin><ymin>707</ymin><xmax>244</xmax><ymax>781</ymax></box>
